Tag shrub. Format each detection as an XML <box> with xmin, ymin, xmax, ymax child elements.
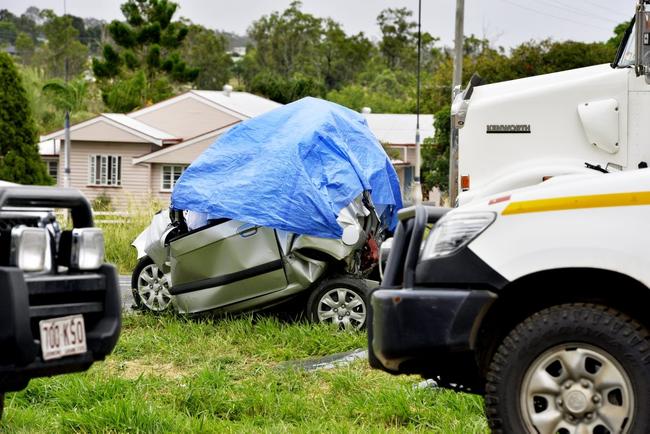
<box><xmin>0</xmin><ymin>52</ymin><xmax>52</xmax><ymax>185</ymax></box>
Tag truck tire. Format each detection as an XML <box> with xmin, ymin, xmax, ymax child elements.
<box><xmin>307</xmin><ymin>276</ymin><xmax>369</xmax><ymax>331</ymax></box>
<box><xmin>485</xmin><ymin>303</ymin><xmax>650</xmax><ymax>434</ymax></box>
<box><xmin>131</xmin><ymin>256</ymin><xmax>173</xmax><ymax>313</ymax></box>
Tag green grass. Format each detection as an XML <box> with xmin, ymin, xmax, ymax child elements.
<box><xmin>1</xmin><ymin>315</ymin><xmax>488</xmax><ymax>433</ymax></box>
<box><xmin>98</xmin><ymin>203</ymin><xmax>164</xmax><ymax>275</ymax></box>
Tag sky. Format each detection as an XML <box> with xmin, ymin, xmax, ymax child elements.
<box><xmin>0</xmin><ymin>0</ymin><xmax>637</xmax><ymax>49</ymax></box>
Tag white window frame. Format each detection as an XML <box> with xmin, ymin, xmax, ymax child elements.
<box><xmin>161</xmin><ymin>165</ymin><xmax>186</xmax><ymax>192</ymax></box>
<box><xmin>47</xmin><ymin>160</ymin><xmax>58</xmax><ymax>180</ymax></box>
<box><xmin>88</xmin><ymin>155</ymin><xmax>122</xmax><ymax>186</ymax></box>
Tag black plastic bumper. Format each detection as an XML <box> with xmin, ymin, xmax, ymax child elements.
<box><xmin>369</xmin><ymin>287</ymin><xmax>496</xmax><ymax>373</ymax></box>
<box><xmin>0</xmin><ymin>265</ymin><xmax>121</xmax><ymax>393</ymax></box>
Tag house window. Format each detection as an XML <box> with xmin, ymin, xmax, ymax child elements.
<box><xmin>47</xmin><ymin>160</ymin><xmax>58</xmax><ymax>180</ymax></box>
<box><xmin>403</xmin><ymin>166</ymin><xmax>414</xmax><ymax>190</ymax></box>
<box><xmin>88</xmin><ymin>155</ymin><xmax>122</xmax><ymax>186</ymax></box>
<box><xmin>161</xmin><ymin>165</ymin><xmax>186</xmax><ymax>191</ymax></box>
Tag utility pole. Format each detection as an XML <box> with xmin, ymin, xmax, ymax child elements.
<box><xmin>63</xmin><ymin>0</ymin><xmax>71</xmax><ymax>188</ymax></box>
<box><xmin>449</xmin><ymin>0</ymin><xmax>464</xmax><ymax>205</ymax></box>
<box><xmin>411</xmin><ymin>0</ymin><xmax>424</xmax><ymax>204</ymax></box>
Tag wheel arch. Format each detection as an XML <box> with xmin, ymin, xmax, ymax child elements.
<box><xmin>475</xmin><ymin>267</ymin><xmax>650</xmax><ymax>376</ymax></box>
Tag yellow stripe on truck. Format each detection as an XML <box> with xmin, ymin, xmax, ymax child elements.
<box><xmin>502</xmin><ymin>191</ymin><xmax>650</xmax><ymax>215</ymax></box>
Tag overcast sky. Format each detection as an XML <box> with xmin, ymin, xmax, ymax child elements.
<box><xmin>0</xmin><ymin>0</ymin><xmax>637</xmax><ymax>49</ymax></box>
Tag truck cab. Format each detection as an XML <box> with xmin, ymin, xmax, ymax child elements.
<box><xmin>453</xmin><ymin>1</ymin><xmax>650</xmax><ymax>206</ymax></box>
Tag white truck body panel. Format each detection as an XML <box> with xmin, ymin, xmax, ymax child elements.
<box><xmin>457</xmin><ymin>64</ymin><xmax>637</xmax><ymax>205</ymax></box>
<box><xmin>463</xmin><ymin>169</ymin><xmax>650</xmax><ymax>288</ymax></box>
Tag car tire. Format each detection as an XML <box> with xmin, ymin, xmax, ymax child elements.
<box><xmin>131</xmin><ymin>256</ymin><xmax>173</xmax><ymax>313</ymax></box>
<box><xmin>307</xmin><ymin>276</ymin><xmax>369</xmax><ymax>331</ymax></box>
<box><xmin>485</xmin><ymin>303</ymin><xmax>650</xmax><ymax>434</ymax></box>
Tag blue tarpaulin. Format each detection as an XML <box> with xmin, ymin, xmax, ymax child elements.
<box><xmin>171</xmin><ymin>97</ymin><xmax>403</xmax><ymax>239</ymax></box>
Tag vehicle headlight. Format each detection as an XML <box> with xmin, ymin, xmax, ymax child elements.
<box><xmin>420</xmin><ymin>212</ymin><xmax>495</xmax><ymax>260</ymax></box>
<box><xmin>10</xmin><ymin>226</ymin><xmax>49</xmax><ymax>272</ymax></box>
<box><xmin>70</xmin><ymin>228</ymin><xmax>105</xmax><ymax>270</ymax></box>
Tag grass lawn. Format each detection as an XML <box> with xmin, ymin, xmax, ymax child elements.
<box><xmin>98</xmin><ymin>204</ymin><xmax>163</xmax><ymax>275</ymax></box>
<box><xmin>1</xmin><ymin>314</ymin><xmax>488</xmax><ymax>433</ymax></box>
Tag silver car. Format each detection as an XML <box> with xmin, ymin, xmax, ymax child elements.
<box><xmin>132</xmin><ymin>193</ymin><xmax>384</xmax><ymax>330</ymax></box>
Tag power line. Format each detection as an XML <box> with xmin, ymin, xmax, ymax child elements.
<box><xmin>500</xmin><ymin>0</ymin><xmax>613</xmax><ymax>31</ymax></box>
<box><xmin>583</xmin><ymin>0</ymin><xmax>633</xmax><ymax>19</ymax></box>
<box><xmin>536</xmin><ymin>0</ymin><xmax>620</xmax><ymax>24</ymax></box>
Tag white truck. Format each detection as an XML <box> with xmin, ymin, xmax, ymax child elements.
<box><xmin>369</xmin><ymin>2</ymin><xmax>650</xmax><ymax>433</ymax></box>
<box><xmin>369</xmin><ymin>168</ymin><xmax>650</xmax><ymax>434</ymax></box>
<box><xmin>451</xmin><ymin>0</ymin><xmax>650</xmax><ymax>206</ymax></box>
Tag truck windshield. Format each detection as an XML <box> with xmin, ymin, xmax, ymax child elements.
<box><xmin>613</xmin><ymin>18</ymin><xmax>636</xmax><ymax>68</ymax></box>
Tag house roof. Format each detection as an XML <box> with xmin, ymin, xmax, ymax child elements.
<box><xmin>132</xmin><ymin>123</ymin><xmax>237</xmax><ymax>165</ymax></box>
<box><xmin>40</xmin><ymin>113</ymin><xmax>182</xmax><ymax>146</ymax></box>
<box><xmin>101</xmin><ymin>114</ymin><xmax>180</xmax><ymax>143</ymax></box>
<box><xmin>363</xmin><ymin>113</ymin><xmax>435</xmax><ymax>145</ymax></box>
<box><xmin>38</xmin><ymin>90</ymin><xmax>278</xmax><ymax>158</ymax></box>
<box><xmin>190</xmin><ymin>90</ymin><xmax>282</xmax><ymax>118</ymax></box>
<box><xmin>125</xmin><ymin>90</ymin><xmax>282</xmax><ymax>122</ymax></box>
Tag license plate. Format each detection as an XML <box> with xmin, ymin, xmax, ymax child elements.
<box><xmin>39</xmin><ymin>314</ymin><xmax>87</xmax><ymax>361</ymax></box>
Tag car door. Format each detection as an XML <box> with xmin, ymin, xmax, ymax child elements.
<box><xmin>168</xmin><ymin>220</ymin><xmax>287</xmax><ymax>312</ymax></box>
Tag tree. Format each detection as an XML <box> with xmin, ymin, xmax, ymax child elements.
<box><xmin>608</xmin><ymin>21</ymin><xmax>631</xmax><ymax>50</ymax></box>
<box><xmin>0</xmin><ymin>21</ymin><xmax>17</xmax><ymax>46</ymax></box>
<box><xmin>325</xmin><ymin>6</ymin><xmax>441</xmax><ymax>114</ymax></box>
<box><xmin>64</xmin><ymin>15</ymin><xmax>104</xmax><ymax>55</ymax></box>
<box><xmin>19</xmin><ymin>7</ymin><xmax>42</xmax><ymax>38</ymax></box>
<box><xmin>326</xmin><ymin>67</ymin><xmax>416</xmax><ymax>113</ymax></box>
<box><xmin>377</xmin><ymin>8</ymin><xmax>417</xmax><ymax>69</ymax></box>
<box><xmin>248</xmin><ymin>71</ymin><xmax>324</xmax><ymax>104</ymax></box>
<box><xmin>320</xmin><ymin>20</ymin><xmax>373</xmax><ymax>91</ymax></box>
<box><xmin>15</xmin><ymin>31</ymin><xmax>35</xmax><ymax>65</ymax></box>
<box><xmin>42</xmin><ymin>78</ymin><xmax>89</xmax><ymax>113</ymax></box>
<box><xmin>244</xmin><ymin>2</ymin><xmax>376</xmax><ymax>102</ymax></box>
<box><xmin>101</xmin><ymin>70</ymin><xmax>149</xmax><ymax>112</ymax></box>
<box><xmin>247</xmin><ymin>1</ymin><xmax>323</xmax><ymax>79</ymax></box>
<box><xmin>181</xmin><ymin>24</ymin><xmax>232</xmax><ymax>90</ymax></box>
<box><xmin>0</xmin><ymin>53</ymin><xmax>51</xmax><ymax>185</ymax></box>
<box><xmin>421</xmin><ymin>106</ymin><xmax>450</xmax><ymax>194</ymax></box>
<box><xmin>92</xmin><ymin>0</ymin><xmax>198</xmax><ymax>111</ymax></box>
<box><xmin>36</xmin><ymin>10</ymin><xmax>88</xmax><ymax>78</ymax></box>
<box><xmin>81</xmin><ymin>18</ymin><xmax>105</xmax><ymax>55</ymax></box>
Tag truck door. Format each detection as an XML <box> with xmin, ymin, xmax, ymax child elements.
<box><xmin>168</xmin><ymin>220</ymin><xmax>287</xmax><ymax>312</ymax></box>
<box><xmin>628</xmin><ymin>69</ymin><xmax>650</xmax><ymax>168</ymax></box>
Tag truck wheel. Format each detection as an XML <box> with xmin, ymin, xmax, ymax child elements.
<box><xmin>485</xmin><ymin>304</ymin><xmax>650</xmax><ymax>434</ymax></box>
<box><xmin>131</xmin><ymin>256</ymin><xmax>173</xmax><ymax>313</ymax></box>
<box><xmin>307</xmin><ymin>276</ymin><xmax>369</xmax><ymax>331</ymax></box>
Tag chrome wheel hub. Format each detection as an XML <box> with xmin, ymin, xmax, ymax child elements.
<box><xmin>521</xmin><ymin>343</ymin><xmax>634</xmax><ymax>434</ymax></box>
<box><xmin>137</xmin><ymin>263</ymin><xmax>172</xmax><ymax>312</ymax></box>
<box><xmin>316</xmin><ymin>288</ymin><xmax>366</xmax><ymax>330</ymax></box>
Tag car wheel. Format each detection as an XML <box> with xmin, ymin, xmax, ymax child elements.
<box><xmin>307</xmin><ymin>276</ymin><xmax>369</xmax><ymax>331</ymax></box>
<box><xmin>131</xmin><ymin>256</ymin><xmax>173</xmax><ymax>313</ymax></box>
<box><xmin>485</xmin><ymin>303</ymin><xmax>650</xmax><ymax>434</ymax></box>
